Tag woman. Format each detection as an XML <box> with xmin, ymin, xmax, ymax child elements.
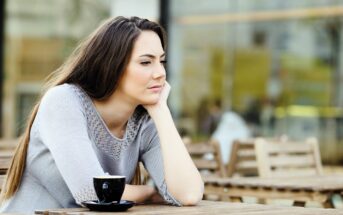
<box><xmin>0</xmin><ymin>16</ymin><xmax>204</xmax><ymax>213</ymax></box>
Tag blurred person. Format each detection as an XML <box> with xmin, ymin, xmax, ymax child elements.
<box><xmin>243</xmin><ymin>98</ymin><xmax>262</xmax><ymax>136</ymax></box>
<box><xmin>197</xmin><ymin>98</ymin><xmax>222</xmax><ymax>137</ymax></box>
<box><xmin>196</xmin><ymin>97</ymin><xmax>210</xmax><ymax>135</ymax></box>
<box><xmin>260</xmin><ymin>98</ymin><xmax>276</xmax><ymax>136</ymax></box>
<box><xmin>212</xmin><ymin>110</ymin><xmax>251</xmax><ymax>164</ymax></box>
<box><xmin>0</xmin><ymin>16</ymin><xmax>203</xmax><ymax>213</ymax></box>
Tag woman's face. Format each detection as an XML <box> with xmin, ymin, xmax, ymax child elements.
<box><xmin>117</xmin><ymin>30</ymin><xmax>166</xmax><ymax>106</ymax></box>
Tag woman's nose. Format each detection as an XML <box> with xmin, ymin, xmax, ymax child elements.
<box><xmin>153</xmin><ymin>64</ymin><xmax>166</xmax><ymax>79</ymax></box>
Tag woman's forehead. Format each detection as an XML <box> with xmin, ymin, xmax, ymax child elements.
<box><xmin>131</xmin><ymin>31</ymin><xmax>164</xmax><ymax>57</ymax></box>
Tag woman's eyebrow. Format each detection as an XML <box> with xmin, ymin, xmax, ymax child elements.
<box><xmin>139</xmin><ymin>53</ymin><xmax>165</xmax><ymax>58</ymax></box>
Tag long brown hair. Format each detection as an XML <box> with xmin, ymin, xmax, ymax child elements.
<box><xmin>0</xmin><ymin>16</ymin><xmax>166</xmax><ymax>203</ymax></box>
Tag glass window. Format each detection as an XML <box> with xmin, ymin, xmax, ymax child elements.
<box><xmin>169</xmin><ymin>0</ymin><xmax>343</xmax><ymax>163</ymax></box>
<box><xmin>3</xmin><ymin>0</ymin><xmax>110</xmax><ymax>136</ymax></box>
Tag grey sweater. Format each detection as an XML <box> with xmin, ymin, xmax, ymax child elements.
<box><xmin>0</xmin><ymin>84</ymin><xmax>180</xmax><ymax>213</ymax></box>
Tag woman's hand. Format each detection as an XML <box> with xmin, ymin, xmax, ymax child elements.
<box><xmin>158</xmin><ymin>81</ymin><xmax>171</xmax><ymax>105</ymax></box>
<box><xmin>143</xmin><ymin>82</ymin><xmax>171</xmax><ymax>116</ymax></box>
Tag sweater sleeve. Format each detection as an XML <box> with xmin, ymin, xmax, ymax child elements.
<box><xmin>36</xmin><ymin>85</ymin><xmax>105</xmax><ymax>205</ymax></box>
<box><xmin>140</xmin><ymin>118</ymin><xmax>182</xmax><ymax>206</ymax></box>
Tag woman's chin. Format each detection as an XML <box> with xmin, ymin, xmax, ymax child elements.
<box><xmin>141</xmin><ymin>98</ymin><xmax>159</xmax><ymax>105</ymax></box>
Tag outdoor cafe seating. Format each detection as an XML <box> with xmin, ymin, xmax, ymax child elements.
<box><xmin>190</xmin><ymin>136</ymin><xmax>343</xmax><ymax>208</ymax></box>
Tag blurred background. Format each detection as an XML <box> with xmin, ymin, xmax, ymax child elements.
<box><xmin>1</xmin><ymin>0</ymin><xmax>343</xmax><ymax>165</ymax></box>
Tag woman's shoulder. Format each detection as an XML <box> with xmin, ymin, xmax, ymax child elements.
<box><xmin>40</xmin><ymin>84</ymin><xmax>81</xmax><ymax>108</ymax></box>
<box><xmin>44</xmin><ymin>83</ymin><xmax>76</xmax><ymax>97</ymax></box>
<box><xmin>139</xmin><ymin>113</ymin><xmax>158</xmax><ymax>135</ymax></box>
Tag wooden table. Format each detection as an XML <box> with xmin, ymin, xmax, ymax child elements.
<box><xmin>35</xmin><ymin>200</ymin><xmax>343</xmax><ymax>215</ymax></box>
<box><xmin>204</xmin><ymin>175</ymin><xmax>343</xmax><ymax>208</ymax></box>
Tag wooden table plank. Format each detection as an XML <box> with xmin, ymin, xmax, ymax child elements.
<box><xmin>35</xmin><ymin>201</ymin><xmax>343</xmax><ymax>215</ymax></box>
<box><xmin>204</xmin><ymin>175</ymin><xmax>343</xmax><ymax>208</ymax></box>
<box><xmin>204</xmin><ymin>175</ymin><xmax>343</xmax><ymax>191</ymax></box>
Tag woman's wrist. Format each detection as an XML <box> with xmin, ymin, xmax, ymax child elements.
<box><xmin>146</xmin><ymin>104</ymin><xmax>170</xmax><ymax>120</ymax></box>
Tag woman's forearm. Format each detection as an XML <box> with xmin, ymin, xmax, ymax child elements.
<box><xmin>121</xmin><ymin>184</ymin><xmax>155</xmax><ymax>203</ymax></box>
<box><xmin>149</xmin><ymin>106</ymin><xmax>204</xmax><ymax>205</ymax></box>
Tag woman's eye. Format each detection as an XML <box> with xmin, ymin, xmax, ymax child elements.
<box><xmin>161</xmin><ymin>60</ymin><xmax>167</xmax><ymax>66</ymax></box>
<box><xmin>141</xmin><ymin>61</ymin><xmax>151</xmax><ymax>65</ymax></box>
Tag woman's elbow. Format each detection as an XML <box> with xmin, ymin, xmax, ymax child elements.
<box><xmin>173</xmin><ymin>179</ymin><xmax>204</xmax><ymax>205</ymax></box>
<box><xmin>178</xmin><ymin>183</ymin><xmax>204</xmax><ymax>206</ymax></box>
<box><xmin>178</xmin><ymin>192</ymin><xmax>203</xmax><ymax>206</ymax></box>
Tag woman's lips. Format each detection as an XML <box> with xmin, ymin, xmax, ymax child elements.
<box><xmin>148</xmin><ymin>85</ymin><xmax>162</xmax><ymax>92</ymax></box>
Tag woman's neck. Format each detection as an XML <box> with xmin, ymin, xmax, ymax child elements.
<box><xmin>93</xmin><ymin>93</ymin><xmax>136</xmax><ymax>137</ymax></box>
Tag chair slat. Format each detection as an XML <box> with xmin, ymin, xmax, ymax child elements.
<box><xmin>186</xmin><ymin>144</ymin><xmax>216</xmax><ymax>155</ymax></box>
<box><xmin>236</xmin><ymin>160</ymin><xmax>258</xmax><ymax>169</ymax></box>
<box><xmin>270</xmin><ymin>168</ymin><xmax>317</xmax><ymax>177</ymax></box>
<box><xmin>193</xmin><ymin>159</ymin><xmax>218</xmax><ymax>170</ymax></box>
<box><xmin>237</xmin><ymin>149</ymin><xmax>256</xmax><ymax>157</ymax></box>
<box><xmin>269</xmin><ymin>154</ymin><xmax>315</xmax><ymax>168</ymax></box>
<box><xmin>267</xmin><ymin>143</ymin><xmax>312</xmax><ymax>154</ymax></box>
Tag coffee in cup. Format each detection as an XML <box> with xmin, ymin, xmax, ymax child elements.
<box><xmin>93</xmin><ymin>175</ymin><xmax>126</xmax><ymax>203</ymax></box>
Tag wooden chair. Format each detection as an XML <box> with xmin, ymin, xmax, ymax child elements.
<box><xmin>186</xmin><ymin>139</ymin><xmax>226</xmax><ymax>178</ymax></box>
<box><xmin>186</xmin><ymin>139</ymin><xmax>226</xmax><ymax>200</ymax></box>
<box><xmin>254</xmin><ymin>137</ymin><xmax>324</xmax><ymax>207</ymax></box>
<box><xmin>226</xmin><ymin>136</ymin><xmax>294</xmax><ymax>177</ymax></box>
<box><xmin>254</xmin><ymin>137</ymin><xmax>323</xmax><ymax>178</ymax></box>
<box><xmin>226</xmin><ymin>138</ymin><xmax>258</xmax><ymax>177</ymax></box>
